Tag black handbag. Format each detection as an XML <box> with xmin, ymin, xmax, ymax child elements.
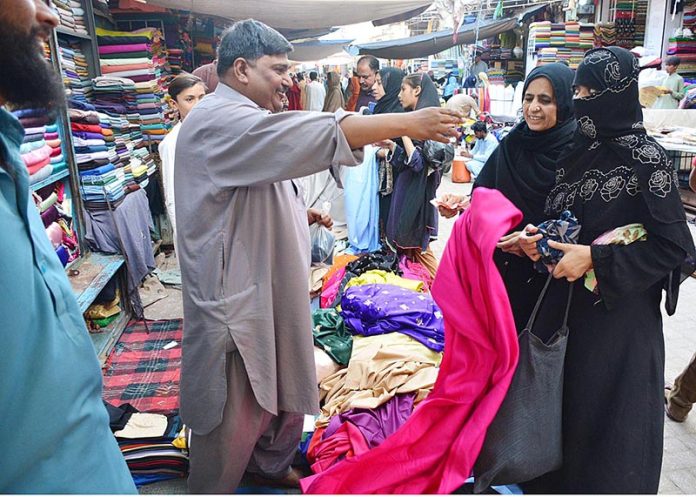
<box><xmin>473</xmin><ymin>275</ymin><xmax>574</xmax><ymax>493</ymax></box>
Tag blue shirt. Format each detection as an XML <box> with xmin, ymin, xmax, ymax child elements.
<box><xmin>471</xmin><ymin>132</ymin><xmax>499</xmax><ymax>164</ymax></box>
<box><xmin>0</xmin><ymin>108</ymin><xmax>136</xmax><ymax>493</ymax></box>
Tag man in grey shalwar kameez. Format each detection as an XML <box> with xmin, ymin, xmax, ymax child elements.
<box><xmin>174</xmin><ymin>19</ymin><xmax>463</xmax><ymax>493</ymax></box>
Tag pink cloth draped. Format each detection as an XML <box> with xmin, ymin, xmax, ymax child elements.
<box><xmin>301</xmin><ymin>187</ymin><xmax>522</xmax><ymax>494</ymax></box>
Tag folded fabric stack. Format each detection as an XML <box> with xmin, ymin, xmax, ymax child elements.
<box><xmin>537</xmin><ymin>47</ymin><xmax>559</xmax><ymax>65</ymax></box>
<box><xmin>487</xmin><ymin>67</ymin><xmax>505</xmax><ymax>85</ymax></box>
<box><xmin>530</xmin><ymin>21</ymin><xmax>551</xmax><ymax>50</ymax></box>
<box><xmin>634</xmin><ymin>0</ymin><xmax>648</xmax><ymax>46</ymax></box>
<box><xmin>13</xmin><ymin>108</ymin><xmax>67</xmax><ymax>185</ymax></box>
<box><xmin>684</xmin><ymin>0</ymin><xmax>696</xmax><ymax>32</ymax></box>
<box><xmin>594</xmin><ymin>22</ymin><xmax>617</xmax><ymax>47</ymax></box>
<box><xmin>580</xmin><ymin>23</ymin><xmax>595</xmax><ymax>50</ymax></box>
<box><xmin>167</xmin><ymin>48</ymin><xmax>183</xmax><ymax>74</ymax></box>
<box><xmin>305</xmin><ymin>249</ymin><xmax>442</xmax><ymax>475</ymax></box>
<box><xmin>106</xmin><ymin>404</ymin><xmax>188</xmax><ymax>487</ymax></box>
<box><xmin>565</xmin><ymin>21</ymin><xmax>580</xmax><ymax>47</ymax></box>
<box><xmin>59</xmin><ymin>40</ymin><xmax>93</xmax><ymax>102</ymax></box>
<box><xmin>668</xmin><ymin>37</ymin><xmax>696</xmax><ymax>74</ymax></box>
<box><xmin>79</xmin><ymin>162</ymin><xmax>126</xmax><ymax>209</ymax></box>
<box><xmin>96</xmin><ymin>27</ymin><xmax>171</xmax><ymax>143</ymax></box>
<box><xmin>550</xmin><ymin>23</ymin><xmax>565</xmax><ymax>47</ymax></box>
<box><xmin>52</xmin><ymin>0</ymin><xmax>88</xmax><ymax>36</ymax></box>
<box><xmin>505</xmin><ymin>61</ymin><xmax>524</xmax><ymax>84</ymax></box>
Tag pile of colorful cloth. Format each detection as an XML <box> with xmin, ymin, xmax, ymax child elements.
<box><xmin>58</xmin><ymin>39</ymin><xmax>92</xmax><ymax>102</ymax></box>
<box><xmin>52</xmin><ymin>0</ymin><xmax>87</xmax><ymax>35</ymax></box>
<box><xmin>13</xmin><ymin>108</ymin><xmax>67</xmax><ymax>185</ymax></box>
<box><xmin>305</xmin><ymin>248</ymin><xmax>442</xmax><ymax>475</ymax></box>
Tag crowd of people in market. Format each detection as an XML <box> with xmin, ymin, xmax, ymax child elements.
<box><xmin>2</xmin><ymin>0</ymin><xmax>696</xmax><ymax>494</ymax></box>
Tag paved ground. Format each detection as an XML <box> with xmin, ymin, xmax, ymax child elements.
<box><xmin>138</xmin><ymin>174</ymin><xmax>696</xmax><ymax>494</ymax></box>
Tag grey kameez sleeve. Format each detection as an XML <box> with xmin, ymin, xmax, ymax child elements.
<box><xmin>203</xmin><ymin>108</ymin><xmax>362</xmax><ymax>188</ymax></box>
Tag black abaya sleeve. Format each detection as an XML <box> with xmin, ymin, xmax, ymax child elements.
<box><xmin>591</xmin><ymin>235</ymin><xmax>687</xmax><ymax>312</ymax></box>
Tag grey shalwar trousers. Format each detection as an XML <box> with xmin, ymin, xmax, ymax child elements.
<box><xmin>187</xmin><ymin>350</ymin><xmax>304</xmax><ymax>493</ymax></box>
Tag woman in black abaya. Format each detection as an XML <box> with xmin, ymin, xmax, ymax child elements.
<box><xmin>521</xmin><ymin>46</ymin><xmax>696</xmax><ymax>494</ymax></box>
<box><xmin>440</xmin><ymin>63</ymin><xmax>577</xmax><ymax>330</ymax></box>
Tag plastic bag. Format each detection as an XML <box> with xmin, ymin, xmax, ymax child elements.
<box><xmin>310</xmin><ymin>222</ymin><xmax>335</xmax><ymax>265</ymax></box>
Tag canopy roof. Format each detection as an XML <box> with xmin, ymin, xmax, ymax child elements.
<box><xmin>289</xmin><ymin>39</ymin><xmax>354</xmax><ymax>62</ymax></box>
<box><xmin>142</xmin><ymin>0</ymin><xmax>434</xmax><ymax>29</ymax></box>
<box><xmin>349</xmin><ymin>3</ymin><xmax>548</xmax><ymax>59</ymax></box>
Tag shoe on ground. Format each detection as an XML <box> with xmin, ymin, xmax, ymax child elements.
<box><xmin>664</xmin><ymin>384</ymin><xmax>689</xmax><ymax>423</ymax></box>
<box><xmin>251</xmin><ymin>467</ymin><xmax>304</xmax><ymax>489</ymax></box>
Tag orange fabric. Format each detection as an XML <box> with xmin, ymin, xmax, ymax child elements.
<box><xmin>345</xmin><ymin>76</ymin><xmax>360</xmax><ymax>112</ymax></box>
<box><xmin>308</xmin><ymin>422</ymin><xmax>369</xmax><ymax>474</ymax></box>
<box><xmin>322</xmin><ymin>254</ymin><xmax>358</xmax><ymax>286</ymax></box>
<box><xmin>101</xmin><ymin>63</ymin><xmax>153</xmax><ymax>74</ymax></box>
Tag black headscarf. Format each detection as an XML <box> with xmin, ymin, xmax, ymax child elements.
<box><xmin>547</xmin><ymin>46</ymin><xmax>695</xmax><ymax>313</ymax></box>
<box><xmin>414</xmin><ymin>72</ymin><xmax>441</xmax><ymax>110</ymax></box>
<box><xmin>372</xmin><ymin>67</ymin><xmax>404</xmax><ymax>115</ymax></box>
<box><xmin>385</xmin><ymin>73</ymin><xmax>454</xmax><ymax>251</ymax></box>
<box><xmin>475</xmin><ymin>63</ymin><xmax>577</xmax><ymax>229</ymax></box>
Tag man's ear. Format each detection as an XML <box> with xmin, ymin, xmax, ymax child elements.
<box><xmin>232</xmin><ymin>58</ymin><xmax>251</xmax><ymax>84</ymax></box>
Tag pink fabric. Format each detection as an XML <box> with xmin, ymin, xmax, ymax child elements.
<box><xmin>98</xmin><ymin>43</ymin><xmax>149</xmax><ymax>54</ymax></box>
<box><xmin>320</xmin><ymin>267</ymin><xmax>345</xmax><ymax>308</ymax></box>
<box><xmin>46</xmin><ymin>222</ymin><xmax>63</xmax><ymax>248</ymax></box>
<box><xmin>301</xmin><ymin>188</ymin><xmax>523</xmax><ymax>494</ymax></box>
<box><xmin>399</xmin><ymin>255</ymin><xmax>434</xmax><ymax>291</ymax></box>
<box><xmin>21</xmin><ymin>144</ymin><xmax>52</xmax><ymax>168</ymax></box>
<box><xmin>308</xmin><ymin>421</ymin><xmax>370</xmax><ymax>474</ymax></box>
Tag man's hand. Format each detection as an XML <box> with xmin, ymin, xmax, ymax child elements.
<box><xmin>547</xmin><ymin>241</ymin><xmax>593</xmax><ymax>282</ymax></box>
<box><xmin>519</xmin><ymin>224</ymin><xmax>543</xmax><ymax>261</ymax></box>
<box><xmin>307</xmin><ymin>208</ymin><xmax>333</xmax><ymax>229</ymax></box>
<box><xmin>460</xmin><ymin>149</ymin><xmax>473</xmax><ymax>158</ymax></box>
<box><xmin>409</xmin><ymin>107</ymin><xmax>463</xmax><ymax>143</ymax></box>
<box><xmin>497</xmin><ymin>231</ymin><xmax>526</xmax><ymax>257</ymax></box>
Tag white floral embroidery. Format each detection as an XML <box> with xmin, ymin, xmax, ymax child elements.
<box><xmin>551</xmin><ymin>191</ymin><xmax>566</xmax><ymax>212</ymax></box>
<box><xmin>586</xmin><ymin>50</ymin><xmax>612</xmax><ymax>65</ymax></box>
<box><xmin>600</xmin><ymin>176</ymin><xmax>627</xmax><ymax>201</ymax></box>
<box><xmin>673</xmin><ymin>169</ymin><xmax>680</xmax><ymax>186</ymax></box>
<box><xmin>589</xmin><ymin>141</ymin><xmax>601</xmax><ymax>150</ymax></box>
<box><xmin>555</xmin><ymin>167</ymin><xmax>566</xmax><ymax>182</ymax></box>
<box><xmin>626</xmin><ymin>174</ymin><xmax>640</xmax><ymax>196</ymax></box>
<box><xmin>648</xmin><ymin>169</ymin><xmax>672</xmax><ymax>198</ymax></box>
<box><xmin>578</xmin><ymin>116</ymin><xmax>597</xmax><ymax>138</ymax></box>
<box><xmin>579</xmin><ymin>178</ymin><xmax>599</xmax><ymax>200</ymax></box>
<box><xmin>632</xmin><ymin>143</ymin><xmax>662</xmax><ymax>164</ymax></box>
<box><xmin>615</xmin><ymin>135</ymin><xmax>639</xmax><ymax>148</ymax></box>
<box><xmin>632</xmin><ymin>121</ymin><xmax>645</xmax><ymax>130</ymax></box>
<box><xmin>605</xmin><ymin>61</ymin><xmax>621</xmax><ymax>82</ymax></box>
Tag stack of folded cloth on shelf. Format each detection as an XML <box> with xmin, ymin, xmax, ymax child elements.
<box><xmin>538</xmin><ymin>47</ymin><xmax>559</xmax><ymax>65</ymax></box>
<box><xmin>580</xmin><ymin>23</ymin><xmax>595</xmax><ymax>49</ymax></box>
<box><xmin>13</xmin><ymin>108</ymin><xmax>67</xmax><ymax>185</ymax></box>
<box><xmin>97</xmin><ymin>27</ymin><xmax>172</xmax><ymax>143</ymax></box>
<box><xmin>594</xmin><ymin>22</ymin><xmax>617</xmax><ymax>47</ymax></box>
<box><xmin>684</xmin><ymin>0</ymin><xmax>696</xmax><ymax>31</ymax></box>
<box><xmin>167</xmin><ymin>48</ymin><xmax>183</xmax><ymax>74</ymax></box>
<box><xmin>59</xmin><ymin>40</ymin><xmax>93</xmax><ymax>102</ymax></box>
<box><xmin>550</xmin><ymin>23</ymin><xmax>566</xmax><ymax>47</ymax></box>
<box><xmin>668</xmin><ymin>37</ymin><xmax>696</xmax><ymax>74</ymax></box>
<box><xmin>565</xmin><ymin>22</ymin><xmax>580</xmax><ymax>47</ymax></box>
<box><xmin>79</xmin><ymin>162</ymin><xmax>126</xmax><ymax>209</ymax></box>
<box><xmin>530</xmin><ymin>21</ymin><xmax>551</xmax><ymax>50</ymax></box>
<box><xmin>52</xmin><ymin>0</ymin><xmax>88</xmax><ymax>35</ymax></box>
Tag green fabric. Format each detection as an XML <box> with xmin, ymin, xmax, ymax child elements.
<box><xmin>100</xmin><ymin>51</ymin><xmax>150</xmax><ymax>59</ymax></box>
<box><xmin>312</xmin><ymin>309</ymin><xmax>352</xmax><ymax>366</ymax></box>
<box><xmin>90</xmin><ymin>313</ymin><xmax>121</xmax><ymax>328</ymax></box>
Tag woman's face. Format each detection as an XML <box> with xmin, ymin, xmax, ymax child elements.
<box><xmin>398</xmin><ymin>82</ymin><xmax>420</xmax><ymax>111</ymax></box>
<box><xmin>172</xmin><ymin>82</ymin><xmax>206</xmax><ymax>121</ymax></box>
<box><xmin>372</xmin><ymin>74</ymin><xmax>386</xmax><ymax>100</ymax></box>
<box><xmin>522</xmin><ymin>77</ymin><xmax>558</xmax><ymax>132</ymax></box>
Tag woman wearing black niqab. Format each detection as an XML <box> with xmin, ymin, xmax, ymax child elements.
<box><xmin>523</xmin><ymin>47</ymin><xmax>696</xmax><ymax>494</ymax></box>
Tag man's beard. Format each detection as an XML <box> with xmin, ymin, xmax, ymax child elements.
<box><xmin>0</xmin><ymin>25</ymin><xmax>66</xmax><ymax>114</ymax></box>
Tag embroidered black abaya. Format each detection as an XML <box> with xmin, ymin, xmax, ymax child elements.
<box><xmin>474</xmin><ymin>63</ymin><xmax>577</xmax><ymax>331</ymax></box>
<box><xmin>525</xmin><ymin>47</ymin><xmax>696</xmax><ymax>494</ymax></box>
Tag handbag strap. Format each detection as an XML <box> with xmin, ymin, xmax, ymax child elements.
<box><xmin>524</xmin><ymin>274</ymin><xmax>574</xmax><ymax>333</ymax></box>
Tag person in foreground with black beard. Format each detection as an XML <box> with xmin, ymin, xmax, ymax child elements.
<box><xmin>0</xmin><ymin>1</ymin><xmax>136</xmax><ymax>492</ymax></box>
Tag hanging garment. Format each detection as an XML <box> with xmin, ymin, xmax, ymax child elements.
<box><xmin>344</xmin><ymin>145</ymin><xmax>381</xmax><ymax>254</ymax></box>
<box><xmin>302</xmin><ymin>187</ymin><xmax>523</xmax><ymax>494</ymax></box>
